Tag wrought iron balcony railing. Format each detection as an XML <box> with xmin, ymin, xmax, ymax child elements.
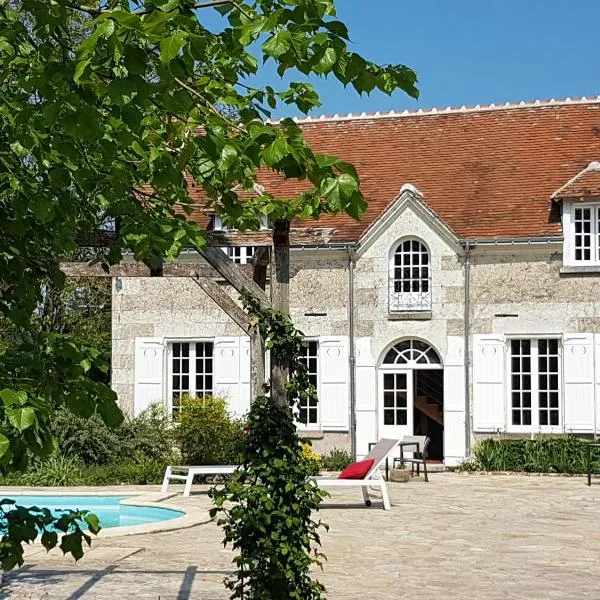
<box><xmin>388</xmin><ymin>277</ymin><xmax>432</xmax><ymax>313</ymax></box>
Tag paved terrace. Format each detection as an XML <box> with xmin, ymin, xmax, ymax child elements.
<box><xmin>3</xmin><ymin>473</ymin><xmax>600</xmax><ymax>599</ymax></box>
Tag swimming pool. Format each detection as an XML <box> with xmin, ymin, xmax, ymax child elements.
<box><xmin>0</xmin><ymin>495</ymin><xmax>183</xmax><ymax>529</ymax></box>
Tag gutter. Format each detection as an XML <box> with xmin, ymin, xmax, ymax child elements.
<box><xmin>348</xmin><ymin>249</ymin><xmax>357</xmax><ymax>460</ymax></box>
<box><xmin>459</xmin><ymin>236</ymin><xmax>563</xmax><ymax>246</ymax></box>
<box><xmin>463</xmin><ymin>241</ymin><xmax>472</xmax><ymax>457</ymax></box>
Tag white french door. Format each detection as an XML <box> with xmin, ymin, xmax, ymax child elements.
<box><xmin>379</xmin><ymin>369</ymin><xmax>414</xmax><ymax>441</ymax></box>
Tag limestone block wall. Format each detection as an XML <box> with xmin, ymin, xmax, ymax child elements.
<box><xmin>354</xmin><ymin>204</ymin><xmax>465</xmax><ymax>364</ymax></box>
<box><xmin>469</xmin><ymin>245</ymin><xmax>600</xmax><ymax>335</ymax></box>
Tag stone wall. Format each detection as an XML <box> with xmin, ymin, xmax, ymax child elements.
<box><xmin>469</xmin><ymin>245</ymin><xmax>599</xmax><ymax>335</ymax></box>
<box><xmin>354</xmin><ymin>204</ymin><xmax>465</xmax><ymax>364</ymax></box>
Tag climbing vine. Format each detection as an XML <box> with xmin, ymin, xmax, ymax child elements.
<box><xmin>210</xmin><ymin>292</ymin><xmax>328</xmax><ymax>600</ymax></box>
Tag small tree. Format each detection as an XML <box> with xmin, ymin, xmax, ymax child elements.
<box><xmin>211</xmin><ymin>293</ymin><xmax>328</xmax><ymax>599</ymax></box>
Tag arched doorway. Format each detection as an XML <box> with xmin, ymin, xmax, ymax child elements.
<box><xmin>379</xmin><ymin>339</ymin><xmax>444</xmax><ymax>460</ymax></box>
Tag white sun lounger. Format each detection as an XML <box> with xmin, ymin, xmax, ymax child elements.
<box><xmin>314</xmin><ymin>438</ymin><xmax>401</xmax><ymax>511</ymax></box>
<box><xmin>161</xmin><ymin>465</ymin><xmax>237</xmax><ymax>497</ymax></box>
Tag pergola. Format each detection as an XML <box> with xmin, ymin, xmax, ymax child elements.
<box><xmin>61</xmin><ymin>220</ymin><xmax>335</xmax><ymax>407</ymax></box>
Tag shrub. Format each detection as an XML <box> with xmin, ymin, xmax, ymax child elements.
<box><xmin>118</xmin><ymin>404</ymin><xmax>175</xmax><ymax>462</ymax></box>
<box><xmin>473</xmin><ymin>436</ymin><xmax>598</xmax><ymax>474</ymax></box>
<box><xmin>49</xmin><ymin>404</ymin><xmax>175</xmax><ymax>467</ymax></box>
<box><xmin>173</xmin><ymin>395</ymin><xmax>244</xmax><ymax>465</ymax></box>
<box><xmin>82</xmin><ymin>458</ymin><xmax>170</xmax><ymax>486</ymax></box>
<box><xmin>300</xmin><ymin>442</ymin><xmax>322</xmax><ymax>476</ymax></box>
<box><xmin>21</xmin><ymin>455</ymin><xmax>83</xmax><ymax>487</ymax></box>
<box><xmin>321</xmin><ymin>448</ymin><xmax>352</xmax><ymax>472</ymax></box>
<box><xmin>50</xmin><ymin>408</ymin><xmax>120</xmax><ymax>466</ymax></box>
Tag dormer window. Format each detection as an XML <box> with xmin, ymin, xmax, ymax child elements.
<box><xmin>389</xmin><ymin>238</ymin><xmax>431</xmax><ymax>313</ymax></box>
<box><xmin>562</xmin><ymin>202</ymin><xmax>600</xmax><ymax>267</ymax></box>
<box><xmin>554</xmin><ymin>162</ymin><xmax>600</xmax><ymax>268</ymax></box>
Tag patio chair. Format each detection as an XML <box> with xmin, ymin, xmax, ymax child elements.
<box><xmin>314</xmin><ymin>438</ymin><xmax>401</xmax><ymax>510</ymax></box>
<box><xmin>161</xmin><ymin>465</ymin><xmax>237</xmax><ymax>497</ymax></box>
<box><xmin>396</xmin><ymin>435</ymin><xmax>430</xmax><ymax>482</ymax></box>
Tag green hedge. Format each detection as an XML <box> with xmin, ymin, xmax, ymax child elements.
<box><xmin>472</xmin><ymin>436</ymin><xmax>600</xmax><ymax>474</ymax></box>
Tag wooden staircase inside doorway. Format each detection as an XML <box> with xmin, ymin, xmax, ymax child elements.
<box><xmin>414</xmin><ymin>395</ymin><xmax>443</xmax><ymax>426</ymax></box>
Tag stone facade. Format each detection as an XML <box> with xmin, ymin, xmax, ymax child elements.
<box><xmin>111</xmin><ymin>190</ymin><xmax>600</xmax><ymax>464</ymax></box>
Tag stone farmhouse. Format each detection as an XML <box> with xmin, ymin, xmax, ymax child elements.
<box><xmin>112</xmin><ymin>97</ymin><xmax>600</xmax><ymax>466</ymax></box>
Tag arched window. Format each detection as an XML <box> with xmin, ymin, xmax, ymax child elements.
<box><xmin>389</xmin><ymin>238</ymin><xmax>431</xmax><ymax>312</ymax></box>
<box><xmin>383</xmin><ymin>339</ymin><xmax>441</xmax><ymax>366</ymax></box>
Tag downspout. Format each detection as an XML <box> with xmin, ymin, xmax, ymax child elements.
<box><xmin>463</xmin><ymin>241</ymin><xmax>472</xmax><ymax>457</ymax></box>
<box><xmin>348</xmin><ymin>249</ymin><xmax>357</xmax><ymax>460</ymax></box>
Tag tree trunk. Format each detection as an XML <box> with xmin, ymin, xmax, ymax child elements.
<box><xmin>270</xmin><ymin>219</ymin><xmax>290</xmax><ymax>407</ymax></box>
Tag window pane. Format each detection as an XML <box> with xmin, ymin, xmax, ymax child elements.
<box><xmin>297</xmin><ymin>341</ymin><xmax>319</xmax><ymax>424</ymax></box>
<box><xmin>537</xmin><ymin>338</ymin><xmax>561</xmax><ymax>428</ymax></box>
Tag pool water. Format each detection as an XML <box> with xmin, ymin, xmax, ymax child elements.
<box><xmin>0</xmin><ymin>496</ymin><xmax>183</xmax><ymax>529</ymax></box>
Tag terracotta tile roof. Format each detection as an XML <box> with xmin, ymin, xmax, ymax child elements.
<box><xmin>552</xmin><ymin>161</ymin><xmax>600</xmax><ymax>200</ymax></box>
<box><xmin>187</xmin><ymin>97</ymin><xmax>600</xmax><ymax>241</ymax></box>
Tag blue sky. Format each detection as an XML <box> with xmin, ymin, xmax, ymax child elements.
<box><xmin>206</xmin><ymin>1</ymin><xmax>600</xmax><ymax>117</ymax></box>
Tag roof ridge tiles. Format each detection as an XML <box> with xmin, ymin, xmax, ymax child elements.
<box><xmin>267</xmin><ymin>96</ymin><xmax>600</xmax><ymax>125</ymax></box>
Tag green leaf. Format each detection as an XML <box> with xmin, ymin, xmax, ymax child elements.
<box><xmin>262</xmin><ymin>138</ymin><xmax>289</xmax><ymax>166</ymax></box>
<box><xmin>98</xmin><ymin>398</ymin><xmax>124</xmax><ymax>428</ymax></box>
<box><xmin>7</xmin><ymin>407</ymin><xmax>36</xmax><ymax>432</ymax></box>
<box><xmin>313</xmin><ymin>47</ymin><xmax>337</xmax><ymax>74</ymax></box>
<box><xmin>84</xmin><ymin>513</ymin><xmax>101</xmax><ymax>535</ymax></box>
<box><xmin>262</xmin><ymin>30</ymin><xmax>291</xmax><ymax>58</ymax></box>
<box><xmin>106</xmin><ymin>77</ymin><xmax>141</xmax><ymax>107</ymax></box>
<box><xmin>41</xmin><ymin>530</ymin><xmax>58</xmax><ymax>551</ymax></box>
<box><xmin>31</xmin><ymin>198</ymin><xmax>55</xmax><ymax>223</ymax></box>
<box><xmin>0</xmin><ymin>389</ymin><xmax>26</xmax><ymax>407</ymax></box>
<box><xmin>337</xmin><ymin>173</ymin><xmax>359</xmax><ymax>196</ymax></box>
<box><xmin>159</xmin><ymin>31</ymin><xmax>187</xmax><ymax>64</ymax></box>
<box><xmin>220</xmin><ymin>145</ymin><xmax>238</xmax><ymax>172</ymax></box>
<box><xmin>0</xmin><ymin>434</ymin><xmax>10</xmax><ymax>458</ymax></box>
<box><xmin>73</xmin><ymin>59</ymin><xmax>91</xmax><ymax>84</ymax></box>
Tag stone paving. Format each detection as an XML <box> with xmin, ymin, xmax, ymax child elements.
<box><xmin>3</xmin><ymin>473</ymin><xmax>600</xmax><ymax>599</ymax></box>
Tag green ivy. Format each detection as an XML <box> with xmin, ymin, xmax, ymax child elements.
<box><xmin>211</xmin><ymin>294</ymin><xmax>328</xmax><ymax>599</ymax></box>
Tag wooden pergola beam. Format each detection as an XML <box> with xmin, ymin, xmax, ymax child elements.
<box><xmin>191</xmin><ymin>276</ymin><xmax>251</xmax><ymax>334</ymax></box>
<box><xmin>60</xmin><ymin>261</ymin><xmax>253</xmax><ymax>278</ymax></box>
<box><xmin>198</xmin><ymin>246</ymin><xmax>271</xmax><ymax>309</ymax></box>
<box><xmin>75</xmin><ymin>228</ymin><xmax>335</xmax><ymax>248</ymax></box>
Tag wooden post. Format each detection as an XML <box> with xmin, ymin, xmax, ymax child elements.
<box><xmin>250</xmin><ymin>247</ymin><xmax>269</xmax><ymax>399</ymax></box>
<box><xmin>270</xmin><ymin>219</ymin><xmax>290</xmax><ymax>407</ymax></box>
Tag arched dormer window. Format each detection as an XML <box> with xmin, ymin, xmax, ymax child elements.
<box><xmin>389</xmin><ymin>238</ymin><xmax>431</xmax><ymax>313</ymax></box>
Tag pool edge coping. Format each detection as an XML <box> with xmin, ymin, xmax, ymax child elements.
<box><xmin>0</xmin><ymin>489</ymin><xmax>213</xmax><ymax>539</ymax></box>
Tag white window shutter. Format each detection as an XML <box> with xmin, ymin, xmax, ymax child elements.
<box><xmin>318</xmin><ymin>336</ymin><xmax>349</xmax><ymax>430</ymax></box>
<box><xmin>562</xmin><ymin>201</ymin><xmax>574</xmax><ymax>266</ymax></box>
<box><xmin>213</xmin><ymin>337</ymin><xmax>241</xmax><ymax>416</ymax></box>
<box><xmin>472</xmin><ymin>335</ymin><xmax>506</xmax><ymax>432</ymax></box>
<box><xmin>239</xmin><ymin>337</ymin><xmax>251</xmax><ymax>416</ymax></box>
<box><xmin>134</xmin><ymin>338</ymin><xmax>165</xmax><ymax>416</ymax></box>
<box><xmin>595</xmin><ymin>334</ymin><xmax>600</xmax><ymax>434</ymax></box>
<box><xmin>564</xmin><ymin>333</ymin><xmax>594</xmax><ymax>432</ymax></box>
<box><xmin>444</xmin><ymin>336</ymin><xmax>466</xmax><ymax>462</ymax></box>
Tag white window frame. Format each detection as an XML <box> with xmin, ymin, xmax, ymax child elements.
<box><xmin>213</xmin><ymin>215</ymin><xmax>269</xmax><ymax>264</ymax></box>
<box><xmin>388</xmin><ymin>237</ymin><xmax>432</xmax><ymax>313</ymax></box>
<box><xmin>563</xmin><ymin>201</ymin><xmax>600</xmax><ymax>266</ymax></box>
<box><xmin>297</xmin><ymin>339</ymin><xmax>320</xmax><ymax>428</ymax></box>
<box><xmin>167</xmin><ymin>339</ymin><xmax>214</xmax><ymax>416</ymax></box>
<box><xmin>506</xmin><ymin>337</ymin><xmax>562</xmax><ymax>433</ymax></box>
